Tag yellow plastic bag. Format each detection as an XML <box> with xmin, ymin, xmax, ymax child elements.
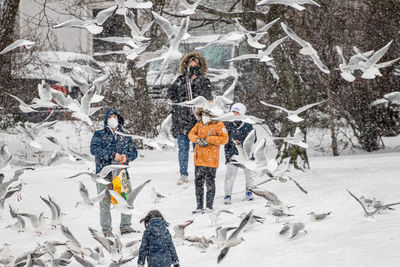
<box><xmin>110</xmin><ymin>169</ymin><xmax>130</xmax><ymax>204</ymax></box>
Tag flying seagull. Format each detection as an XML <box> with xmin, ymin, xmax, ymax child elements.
<box><xmin>65</xmin><ymin>165</ymin><xmax>129</xmax><ymax>185</ymax></box>
<box><xmin>346</xmin><ymin>189</ymin><xmax>379</xmax><ymax>218</ymax></box>
<box><xmin>260</xmin><ymin>99</ymin><xmax>327</xmax><ymax>123</ymax></box>
<box><xmin>0</xmin><ymin>39</ymin><xmax>35</xmax><ymax>55</ymax></box>
<box><xmin>280</xmin><ymin>22</ymin><xmax>330</xmax><ymax>73</ymax></box>
<box><xmin>217</xmin><ymin>210</ymin><xmax>253</xmax><ymax>263</ymax></box>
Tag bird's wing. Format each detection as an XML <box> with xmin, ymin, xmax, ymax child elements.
<box><xmin>72</xmin><ymin>254</ymin><xmax>96</xmax><ymax>267</ymax></box>
<box><xmin>255</xmin><ymin>18</ymin><xmax>280</xmax><ymax>40</ymax></box>
<box><xmin>335</xmin><ymin>45</ymin><xmax>347</xmax><ymax>65</ymax></box>
<box><xmin>279</xmin><ymin>224</ymin><xmax>290</xmax><ymax>235</ymax></box>
<box><xmin>32</xmin><ymin>120</ymin><xmax>58</xmax><ymax>137</ymax></box>
<box><xmin>375</xmin><ymin>57</ymin><xmax>400</xmax><ymax>69</ymax></box>
<box><xmin>80</xmin><ymin>86</ymin><xmax>96</xmax><ymax>115</ymax></box>
<box><xmin>40</xmin><ymin>196</ymin><xmax>57</xmax><ymax>221</ymax></box>
<box><xmin>94</xmin><ymin>5</ymin><xmax>117</xmax><ymax>25</ymax></box>
<box><xmin>93</xmin><ymin>72</ymin><xmax>111</xmax><ymax>94</ymax></box>
<box><xmin>254</xmin><ymin>139</ymin><xmax>268</xmax><ymax>163</ymax></box>
<box><xmin>229</xmin><ymin>210</ymin><xmax>253</xmax><ymax>239</ymax></box>
<box><xmin>159</xmin><ymin>114</ymin><xmax>172</xmax><ymax>138</ymax></box>
<box><xmin>90</xmin><ymin>189</ymin><xmax>107</xmax><ymax>203</ymax></box>
<box><xmin>226</xmin><ymin>54</ymin><xmax>259</xmax><ymax>62</ymax></box>
<box><xmin>61</xmin><ymin>225</ymin><xmax>81</xmax><ymax>246</ymax></box>
<box><xmin>48</xmin><ymin>195</ymin><xmax>62</xmax><ymax>218</ymax></box>
<box><xmin>217</xmin><ymin>247</ymin><xmax>230</xmax><ymax>263</ymax></box>
<box><xmin>175</xmin><ymin>95</ymin><xmax>210</xmax><ymax>108</ymax></box>
<box><xmin>78</xmin><ymin>182</ymin><xmax>91</xmax><ymax>204</ymax></box>
<box><xmin>19</xmin><ymin>213</ymin><xmax>38</xmax><ymax>226</ymax></box>
<box><xmin>243</xmin><ymin>130</ymin><xmax>256</xmax><ymax>159</ymax></box>
<box><xmin>66</xmin><ymin>172</ymin><xmax>91</xmax><ymax>179</ymax></box>
<box><xmin>9</xmin><ymin>205</ymin><xmax>26</xmax><ymax>228</ymax></box>
<box><xmin>264</xmin><ymin>36</ymin><xmax>288</xmax><ymax>55</ymax></box>
<box><xmin>5</xmin><ymin>92</ymin><xmax>29</xmax><ymax>106</ymax></box>
<box><xmin>127</xmin><ymin>179</ymin><xmax>151</xmax><ymax>205</ymax></box>
<box><xmin>99</xmin><ymin>165</ymin><xmax>129</xmax><ymax>179</ymax></box>
<box><xmin>151</xmin><ymin>11</ymin><xmax>175</xmax><ymax>38</ymax></box>
<box><xmin>109</xmin><ymin>190</ymin><xmax>128</xmax><ymax>206</ymax></box>
<box><xmin>37</xmin><ymin>81</ymin><xmax>53</xmax><ymax>102</ymax></box>
<box><xmin>50</xmin><ymin>89</ymin><xmax>71</xmax><ymax>108</ymax></box>
<box><xmin>363</xmin><ymin>40</ymin><xmax>393</xmax><ymax>68</ymax></box>
<box><xmin>280</xmin><ymin>22</ymin><xmax>308</xmax><ymax>48</ymax></box>
<box><xmin>346</xmin><ymin>189</ymin><xmax>369</xmax><ymax>214</ymax></box>
<box><xmin>0</xmin><ymin>39</ymin><xmax>35</xmax><ymax>55</ymax></box>
<box><xmin>289</xmin><ymin>177</ymin><xmax>308</xmax><ymax>194</ymax></box>
<box><xmin>295</xmin><ymin>99</ymin><xmax>327</xmax><ymax>114</ymax></box>
<box><xmin>88</xmin><ymin>227</ymin><xmax>113</xmax><ymax>253</ymax></box>
<box><xmin>260</xmin><ymin>101</ymin><xmax>289</xmax><ymax>113</ymax></box>
<box><xmin>222</xmin><ymin>74</ymin><xmax>238</xmax><ymax>101</ymax></box>
<box><xmin>385</xmin><ymin>202</ymin><xmax>400</xmax><ymax>208</ymax></box>
<box><xmin>309</xmin><ymin>53</ymin><xmax>330</xmax><ymax>73</ymax></box>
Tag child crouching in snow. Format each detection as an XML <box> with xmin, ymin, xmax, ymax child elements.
<box><xmin>188</xmin><ymin>107</ymin><xmax>229</xmax><ymax>214</ymax></box>
<box><xmin>137</xmin><ymin>210</ymin><xmax>179</xmax><ymax>267</ymax></box>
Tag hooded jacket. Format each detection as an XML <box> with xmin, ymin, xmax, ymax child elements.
<box><xmin>90</xmin><ymin>109</ymin><xmax>138</xmax><ymax>176</ymax></box>
<box><xmin>167</xmin><ymin>51</ymin><xmax>213</xmax><ymax>138</ymax></box>
<box><xmin>224</xmin><ymin>121</ymin><xmax>254</xmax><ymax>164</ymax></box>
<box><xmin>137</xmin><ymin>218</ymin><xmax>179</xmax><ymax>267</ymax></box>
<box><xmin>188</xmin><ymin>113</ymin><xmax>229</xmax><ymax>168</ymax></box>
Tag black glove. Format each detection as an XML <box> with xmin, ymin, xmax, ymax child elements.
<box><xmin>173</xmin><ymin>262</ymin><xmax>180</xmax><ymax>267</ymax></box>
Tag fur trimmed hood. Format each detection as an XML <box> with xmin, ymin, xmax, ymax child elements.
<box><xmin>179</xmin><ymin>51</ymin><xmax>208</xmax><ymax>76</ymax></box>
<box><xmin>194</xmin><ymin>106</ymin><xmax>218</xmax><ymax>122</ymax></box>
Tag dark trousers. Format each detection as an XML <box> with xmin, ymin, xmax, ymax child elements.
<box><xmin>195</xmin><ymin>166</ymin><xmax>217</xmax><ymax>210</ymax></box>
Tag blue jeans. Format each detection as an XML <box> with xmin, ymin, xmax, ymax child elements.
<box><xmin>177</xmin><ymin>134</ymin><xmax>190</xmax><ymax>176</ymax></box>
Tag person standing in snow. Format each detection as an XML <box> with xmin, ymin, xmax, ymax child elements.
<box><xmin>188</xmin><ymin>107</ymin><xmax>229</xmax><ymax>214</ymax></box>
<box><xmin>137</xmin><ymin>210</ymin><xmax>179</xmax><ymax>267</ymax></box>
<box><xmin>223</xmin><ymin>103</ymin><xmax>255</xmax><ymax>204</ymax></box>
<box><xmin>167</xmin><ymin>52</ymin><xmax>213</xmax><ymax>185</ymax></box>
<box><xmin>90</xmin><ymin>109</ymin><xmax>138</xmax><ymax>237</ymax></box>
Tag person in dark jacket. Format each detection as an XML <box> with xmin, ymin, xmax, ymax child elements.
<box><xmin>138</xmin><ymin>210</ymin><xmax>179</xmax><ymax>267</ymax></box>
<box><xmin>90</xmin><ymin>109</ymin><xmax>138</xmax><ymax>237</ymax></box>
<box><xmin>223</xmin><ymin>103</ymin><xmax>255</xmax><ymax>205</ymax></box>
<box><xmin>167</xmin><ymin>51</ymin><xmax>213</xmax><ymax>185</ymax></box>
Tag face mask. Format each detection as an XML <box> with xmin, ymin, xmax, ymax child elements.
<box><xmin>188</xmin><ymin>66</ymin><xmax>201</xmax><ymax>76</ymax></box>
<box><xmin>202</xmin><ymin>115</ymin><xmax>211</xmax><ymax>124</ymax></box>
<box><xmin>107</xmin><ymin>117</ymin><xmax>118</xmax><ymax>129</ymax></box>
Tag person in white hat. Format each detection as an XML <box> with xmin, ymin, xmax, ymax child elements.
<box><xmin>223</xmin><ymin>103</ymin><xmax>255</xmax><ymax>204</ymax></box>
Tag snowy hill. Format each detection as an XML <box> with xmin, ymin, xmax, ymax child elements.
<box><xmin>1</xmin><ymin>137</ymin><xmax>400</xmax><ymax>266</ymax></box>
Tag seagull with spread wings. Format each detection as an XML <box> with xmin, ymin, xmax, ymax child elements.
<box><xmin>281</xmin><ymin>22</ymin><xmax>330</xmax><ymax>73</ymax></box>
<box><xmin>227</xmin><ymin>36</ymin><xmax>288</xmax><ymax>63</ymax></box>
<box><xmin>65</xmin><ymin>164</ymin><xmax>129</xmax><ymax>185</ymax></box>
<box><xmin>75</xmin><ymin>182</ymin><xmax>107</xmax><ymax>209</ymax></box>
<box><xmin>260</xmin><ymin>99</ymin><xmax>327</xmax><ymax>123</ymax></box>
<box><xmin>53</xmin><ymin>6</ymin><xmax>117</xmax><ymax>34</ymax></box>
<box><xmin>109</xmin><ymin>179</ymin><xmax>151</xmax><ymax>214</ymax></box>
<box><xmin>217</xmin><ymin>210</ymin><xmax>253</xmax><ymax>263</ymax></box>
<box><xmin>0</xmin><ymin>39</ymin><xmax>35</xmax><ymax>55</ymax></box>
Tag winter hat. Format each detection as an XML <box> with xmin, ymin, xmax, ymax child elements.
<box><xmin>231</xmin><ymin>103</ymin><xmax>247</xmax><ymax>115</ymax></box>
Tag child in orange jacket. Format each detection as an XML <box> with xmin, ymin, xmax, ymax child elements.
<box><xmin>188</xmin><ymin>107</ymin><xmax>229</xmax><ymax>214</ymax></box>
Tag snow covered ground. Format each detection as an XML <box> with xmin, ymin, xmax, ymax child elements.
<box><xmin>1</xmin><ymin>124</ymin><xmax>400</xmax><ymax>266</ymax></box>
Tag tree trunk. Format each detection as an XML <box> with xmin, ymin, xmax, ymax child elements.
<box><xmin>0</xmin><ymin>0</ymin><xmax>21</xmax><ymax>81</ymax></box>
<box><xmin>267</xmin><ymin>6</ymin><xmax>310</xmax><ymax>170</ymax></box>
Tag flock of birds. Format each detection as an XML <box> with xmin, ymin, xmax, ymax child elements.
<box><xmin>1</xmin><ymin>0</ymin><xmax>400</xmax><ymax>265</ymax></box>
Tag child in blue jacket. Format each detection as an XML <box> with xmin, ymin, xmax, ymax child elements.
<box><xmin>138</xmin><ymin>210</ymin><xmax>179</xmax><ymax>267</ymax></box>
